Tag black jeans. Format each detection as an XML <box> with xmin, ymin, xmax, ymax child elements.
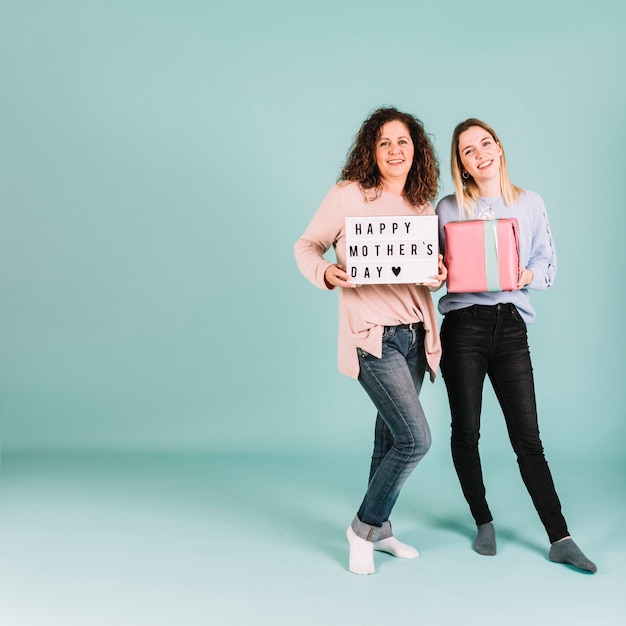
<box><xmin>440</xmin><ymin>303</ymin><xmax>569</xmax><ymax>543</ymax></box>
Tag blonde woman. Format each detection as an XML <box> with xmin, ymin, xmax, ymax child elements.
<box><xmin>436</xmin><ymin>118</ymin><xmax>596</xmax><ymax>573</ymax></box>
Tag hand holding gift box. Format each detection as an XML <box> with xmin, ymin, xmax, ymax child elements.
<box><xmin>444</xmin><ymin>218</ymin><xmax>520</xmax><ymax>292</ymax></box>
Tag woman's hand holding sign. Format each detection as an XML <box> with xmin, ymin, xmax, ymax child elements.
<box><xmin>324</xmin><ymin>264</ymin><xmax>357</xmax><ymax>289</ymax></box>
<box><xmin>423</xmin><ymin>254</ymin><xmax>447</xmax><ymax>291</ymax></box>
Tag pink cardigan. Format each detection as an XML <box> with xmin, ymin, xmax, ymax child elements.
<box><xmin>294</xmin><ymin>182</ymin><xmax>442</xmax><ymax>380</ymax></box>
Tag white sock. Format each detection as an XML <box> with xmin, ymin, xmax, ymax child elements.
<box><xmin>373</xmin><ymin>536</ymin><xmax>419</xmax><ymax>559</ymax></box>
<box><xmin>346</xmin><ymin>527</ymin><xmax>375</xmax><ymax>575</ymax></box>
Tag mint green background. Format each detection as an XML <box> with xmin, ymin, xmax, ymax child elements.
<box><xmin>1</xmin><ymin>0</ymin><xmax>624</xmax><ymax>457</ymax></box>
<box><xmin>1</xmin><ymin>3</ymin><xmax>624</xmax><ymax>625</ymax></box>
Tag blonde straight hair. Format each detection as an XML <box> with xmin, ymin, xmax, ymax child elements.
<box><xmin>451</xmin><ymin>118</ymin><xmax>524</xmax><ymax>219</ymax></box>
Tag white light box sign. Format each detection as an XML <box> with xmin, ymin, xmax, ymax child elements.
<box><xmin>345</xmin><ymin>215</ymin><xmax>439</xmax><ymax>284</ymax></box>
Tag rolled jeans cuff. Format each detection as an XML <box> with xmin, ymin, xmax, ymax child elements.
<box><xmin>351</xmin><ymin>515</ymin><xmax>393</xmax><ymax>542</ymax></box>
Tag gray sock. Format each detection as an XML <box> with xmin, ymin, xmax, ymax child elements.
<box><xmin>474</xmin><ymin>522</ymin><xmax>496</xmax><ymax>556</ymax></box>
<box><xmin>549</xmin><ymin>538</ymin><xmax>597</xmax><ymax>573</ymax></box>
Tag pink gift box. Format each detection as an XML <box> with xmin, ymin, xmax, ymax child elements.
<box><xmin>444</xmin><ymin>218</ymin><xmax>520</xmax><ymax>293</ymax></box>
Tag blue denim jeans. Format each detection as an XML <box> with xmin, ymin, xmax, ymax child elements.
<box><xmin>440</xmin><ymin>303</ymin><xmax>569</xmax><ymax>543</ymax></box>
<box><xmin>351</xmin><ymin>324</ymin><xmax>431</xmax><ymax>542</ymax></box>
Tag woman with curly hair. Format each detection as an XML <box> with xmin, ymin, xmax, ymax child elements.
<box><xmin>294</xmin><ymin>107</ymin><xmax>446</xmax><ymax>575</ymax></box>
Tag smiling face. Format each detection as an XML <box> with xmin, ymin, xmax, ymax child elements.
<box><xmin>374</xmin><ymin>120</ymin><xmax>414</xmax><ymax>192</ymax></box>
<box><xmin>458</xmin><ymin>125</ymin><xmax>503</xmax><ymax>192</ymax></box>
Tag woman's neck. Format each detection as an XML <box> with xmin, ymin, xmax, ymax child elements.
<box><xmin>476</xmin><ymin>179</ymin><xmax>502</xmax><ymax>198</ymax></box>
<box><xmin>380</xmin><ymin>178</ymin><xmax>406</xmax><ymax>196</ymax></box>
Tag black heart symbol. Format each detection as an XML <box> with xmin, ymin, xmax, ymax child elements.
<box><xmin>392</xmin><ymin>267</ymin><xmax>401</xmax><ymax>276</ymax></box>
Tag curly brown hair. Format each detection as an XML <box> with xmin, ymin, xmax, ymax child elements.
<box><xmin>339</xmin><ymin>107</ymin><xmax>439</xmax><ymax>207</ymax></box>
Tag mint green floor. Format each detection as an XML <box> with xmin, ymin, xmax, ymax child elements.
<box><xmin>0</xmin><ymin>450</ymin><xmax>623</xmax><ymax>625</ymax></box>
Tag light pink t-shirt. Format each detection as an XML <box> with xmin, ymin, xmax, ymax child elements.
<box><xmin>294</xmin><ymin>182</ymin><xmax>441</xmax><ymax>380</ymax></box>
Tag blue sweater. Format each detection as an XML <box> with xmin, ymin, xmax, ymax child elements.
<box><xmin>436</xmin><ymin>191</ymin><xmax>557</xmax><ymax>324</ymax></box>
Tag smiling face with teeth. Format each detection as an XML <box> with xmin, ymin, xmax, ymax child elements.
<box><xmin>374</xmin><ymin>120</ymin><xmax>415</xmax><ymax>194</ymax></box>
<box><xmin>458</xmin><ymin>125</ymin><xmax>503</xmax><ymax>195</ymax></box>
